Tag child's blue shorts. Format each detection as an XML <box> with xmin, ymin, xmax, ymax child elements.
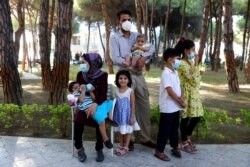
<box><xmin>93</xmin><ymin>100</ymin><xmax>113</xmax><ymax>125</ymax></box>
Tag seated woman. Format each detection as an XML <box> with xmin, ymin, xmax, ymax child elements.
<box><xmin>73</xmin><ymin>53</ymin><xmax>114</xmax><ymax>163</ymax></box>
<box><xmin>68</xmin><ymin>81</ymin><xmax>117</xmax><ymax>150</ymax></box>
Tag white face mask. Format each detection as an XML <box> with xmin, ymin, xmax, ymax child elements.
<box><xmin>121</xmin><ymin>20</ymin><xmax>132</xmax><ymax>31</ymax></box>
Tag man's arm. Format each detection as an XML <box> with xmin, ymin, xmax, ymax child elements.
<box><xmin>109</xmin><ymin>34</ymin><xmax>125</xmax><ymax>65</ymax></box>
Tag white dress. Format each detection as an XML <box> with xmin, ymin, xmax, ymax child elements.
<box><xmin>113</xmin><ymin>88</ymin><xmax>140</xmax><ymax>134</ymax></box>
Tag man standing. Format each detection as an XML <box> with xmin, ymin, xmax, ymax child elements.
<box><xmin>110</xmin><ymin>9</ymin><xmax>155</xmax><ymax>149</ymax></box>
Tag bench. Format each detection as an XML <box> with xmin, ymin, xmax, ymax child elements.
<box><xmin>71</xmin><ymin>83</ymin><xmax>116</xmax><ymax>157</ymax></box>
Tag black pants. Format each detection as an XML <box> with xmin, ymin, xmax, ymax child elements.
<box><xmin>74</xmin><ymin>122</ymin><xmax>103</xmax><ymax>151</ymax></box>
<box><xmin>180</xmin><ymin>117</ymin><xmax>200</xmax><ymax>141</ymax></box>
<box><xmin>156</xmin><ymin>111</ymin><xmax>180</xmax><ymax>152</ymax></box>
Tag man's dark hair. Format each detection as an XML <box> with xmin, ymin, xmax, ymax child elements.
<box><xmin>117</xmin><ymin>9</ymin><xmax>132</xmax><ymax>20</ymax></box>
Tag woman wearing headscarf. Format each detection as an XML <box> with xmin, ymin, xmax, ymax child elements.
<box><xmin>74</xmin><ymin>53</ymin><xmax>109</xmax><ymax>163</ymax></box>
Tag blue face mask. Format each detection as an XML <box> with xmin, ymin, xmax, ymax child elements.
<box><xmin>172</xmin><ymin>59</ymin><xmax>181</xmax><ymax>70</ymax></box>
<box><xmin>80</xmin><ymin>64</ymin><xmax>89</xmax><ymax>73</ymax></box>
<box><xmin>188</xmin><ymin>52</ymin><xmax>195</xmax><ymax>60</ymax></box>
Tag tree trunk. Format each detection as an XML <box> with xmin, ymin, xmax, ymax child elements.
<box><xmin>154</xmin><ymin>17</ymin><xmax>162</xmax><ymax>67</ymax></box>
<box><xmin>21</xmin><ymin>0</ymin><xmax>27</xmax><ymax>71</ymax></box>
<box><xmin>245</xmin><ymin>29</ymin><xmax>250</xmax><ymax>62</ymax></box>
<box><xmin>135</xmin><ymin>0</ymin><xmax>142</xmax><ymax>33</ymax></box>
<box><xmin>48</xmin><ymin>0</ymin><xmax>56</xmax><ymax>56</ymax></box>
<box><xmin>212</xmin><ymin>17</ymin><xmax>219</xmax><ymax>71</ymax></box>
<box><xmin>99</xmin><ymin>0</ymin><xmax>114</xmax><ymax>74</ymax></box>
<box><xmin>223</xmin><ymin>0</ymin><xmax>239</xmax><ymax>93</ymax></box>
<box><xmin>198</xmin><ymin>0</ymin><xmax>210</xmax><ymax>64</ymax></box>
<box><xmin>209</xmin><ymin>7</ymin><xmax>214</xmax><ymax>68</ymax></box>
<box><xmin>14</xmin><ymin>0</ymin><xmax>25</xmax><ymax>65</ymax></box>
<box><xmin>163</xmin><ymin>0</ymin><xmax>171</xmax><ymax>51</ymax></box>
<box><xmin>153</xmin><ymin>27</ymin><xmax>158</xmax><ymax>64</ymax></box>
<box><xmin>39</xmin><ymin>0</ymin><xmax>52</xmax><ymax>90</ymax></box>
<box><xmin>145</xmin><ymin>0</ymin><xmax>152</xmax><ymax>71</ymax></box>
<box><xmin>31</xmin><ymin>27</ymin><xmax>38</xmax><ymax>67</ymax></box>
<box><xmin>214</xmin><ymin>0</ymin><xmax>223</xmax><ymax>72</ymax></box>
<box><xmin>179</xmin><ymin>0</ymin><xmax>187</xmax><ymax>36</ymax></box>
<box><xmin>245</xmin><ymin>41</ymin><xmax>250</xmax><ymax>83</ymax></box>
<box><xmin>22</xmin><ymin>30</ymin><xmax>28</xmax><ymax>71</ymax></box>
<box><xmin>86</xmin><ymin>22</ymin><xmax>91</xmax><ymax>52</ymax></box>
<box><xmin>27</xmin><ymin>7</ymin><xmax>39</xmax><ymax>67</ymax></box>
<box><xmin>49</xmin><ymin>0</ymin><xmax>73</xmax><ymax>105</ymax></box>
<box><xmin>0</xmin><ymin>1</ymin><xmax>23</xmax><ymax>105</ymax></box>
<box><xmin>149</xmin><ymin>0</ymin><xmax>155</xmax><ymax>43</ymax></box>
<box><xmin>97</xmin><ymin>21</ymin><xmax>105</xmax><ymax>55</ymax></box>
<box><xmin>48</xmin><ymin>0</ymin><xmax>56</xmax><ymax>33</ymax></box>
<box><xmin>240</xmin><ymin>0</ymin><xmax>250</xmax><ymax>70</ymax></box>
<box><xmin>141</xmin><ymin>0</ymin><xmax>148</xmax><ymax>39</ymax></box>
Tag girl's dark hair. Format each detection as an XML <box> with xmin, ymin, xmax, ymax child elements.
<box><xmin>68</xmin><ymin>81</ymin><xmax>78</xmax><ymax>93</ymax></box>
<box><xmin>175</xmin><ymin>37</ymin><xmax>195</xmax><ymax>57</ymax></box>
<box><xmin>115</xmin><ymin>70</ymin><xmax>132</xmax><ymax>88</ymax></box>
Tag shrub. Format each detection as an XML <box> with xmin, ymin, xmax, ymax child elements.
<box><xmin>0</xmin><ymin>104</ymin><xmax>20</xmax><ymax>130</ymax></box>
<box><xmin>240</xmin><ymin>109</ymin><xmax>250</xmax><ymax>128</ymax></box>
<box><xmin>22</xmin><ymin>104</ymin><xmax>48</xmax><ymax>135</ymax></box>
<box><xmin>195</xmin><ymin>108</ymin><xmax>234</xmax><ymax>140</ymax></box>
<box><xmin>150</xmin><ymin>105</ymin><xmax>160</xmax><ymax>125</ymax></box>
<box><xmin>48</xmin><ymin>104</ymin><xmax>71</xmax><ymax>138</ymax></box>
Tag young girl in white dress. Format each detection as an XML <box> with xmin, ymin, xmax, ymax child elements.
<box><xmin>113</xmin><ymin>70</ymin><xmax>140</xmax><ymax>156</ymax></box>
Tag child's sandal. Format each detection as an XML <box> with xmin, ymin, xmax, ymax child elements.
<box><xmin>114</xmin><ymin>146</ymin><xmax>123</xmax><ymax>155</ymax></box>
<box><xmin>187</xmin><ymin>139</ymin><xmax>197</xmax><ymax>152</ymax></box>
<box><xmin>115</xmin><ymin>147</ymin><xmax>128</xmax><ymax>156</ymax></box>
<box><xmin>181</xmin><ymin>142</ymin><xmax>195</xmax><ymax>154</ymax></box>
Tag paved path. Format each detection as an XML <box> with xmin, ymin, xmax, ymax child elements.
<box><xmin>0</xmin><ymin>136</ymin><xmax>249</xmax><ymax>167</ymax></box>
<box><xmin>21</xmin><ymin>72</ymin><xmax>41</xmax><ymax>79</ymax></box>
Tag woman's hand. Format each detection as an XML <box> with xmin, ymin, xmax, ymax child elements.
<box><xmin>80</xmin><ymin>84</ymin><xmax>86</xmax><ymax>91</ymax></box>
<box><xmin>194</xmin><ymin>54</ymin><xmax>199</xmax><ymax>66</ymax></box>
<box><xmin>86</xmin><ymin>103</ymin><xmax>97</xmax><ymax>118</ymax></box>
<box><xmin>90</xmin><ymin>85</ymin><xmax>95</xmax><ymax>92</ymax></box>
<box><xmin>129</xmin><ymin>117</ymin><xmax>135</xmax><ymax>125</ymax></box>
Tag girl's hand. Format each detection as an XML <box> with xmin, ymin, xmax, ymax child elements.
<box><xmin>129</xmin><ymin>117</ymin><xmax>135</xmax><ymax>125</ymax></box>
<box><xmin>195</xmin><ymin>54</ymin><xmax>199</xmax><ymax>66</ymax></box>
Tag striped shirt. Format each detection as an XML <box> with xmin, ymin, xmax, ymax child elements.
<box><xmin>73</xmin><ymin>92</ymin><xmax>93</xmax><ymax>111</ymax></box>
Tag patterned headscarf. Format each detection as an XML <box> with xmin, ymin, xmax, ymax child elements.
<box><xmin>81</xmin><ymin>53</ymin><xmax>104</xmax><ymax>83</ymax></box>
